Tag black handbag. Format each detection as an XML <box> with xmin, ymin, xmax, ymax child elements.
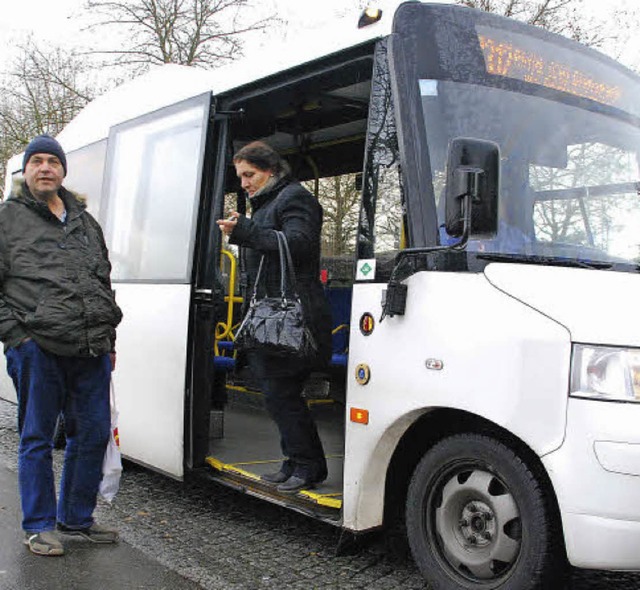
<box><xmin>234</xmin><ymin>230</ymin><xmax>318</xmax><ymax>359</ymax></box>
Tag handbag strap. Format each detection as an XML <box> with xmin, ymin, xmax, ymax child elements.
<box><xmin>248</xmin><ymin>230</ymin><xmax>299</xmax><ymax>303</ymax></box>
<box><xmin>274</xmin><ymin>230</ymin><xmax>299</xmax><ymax>298</ymax></box>
<box><xmin>274</xmin><ymin>230</ymin><xmax>287</xmax><ymax>297</ymax></box>
<box><xmin>249</xmin><ymin>255</ymin><xmax>266</xmax><ymax>303</ymax></box>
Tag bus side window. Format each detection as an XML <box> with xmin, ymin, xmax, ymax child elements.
<box><xmin>357</xmin><ymin>38</ymin><xmax>405</xmax><ymax>282</ymax></box>
<box><xmin>221</xmin><ymin>190</ymin><xmax>241</xmax><ymax>296</ymax></box>
<box><xmin>313</xmin><ymin>173</ymin><xmax>360</xmax><ymax>367</ymax></box>
<box><xmin>314</xmin><ymin>173</ymin><xmax>360</xmax><ymax>288</ymax></box>
<box><xmin>369</xmin><ymin>162</ymin><xmax>404</xmax><ymax>279</ymax></box>
<box><xmin>356</xmin><ymin>148</ymin><xmax>405</xmax><ymax>282</ymax></box>
<box><xmin>103</xmin><ymin>97</ymin><xmax>209</xmax><ymax>281</ymax></box>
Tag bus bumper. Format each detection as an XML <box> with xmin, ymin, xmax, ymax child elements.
<box><xmin>541</xmin><ymin>398</ymin><xmax>640</xmax><ymax>570</ymax></box>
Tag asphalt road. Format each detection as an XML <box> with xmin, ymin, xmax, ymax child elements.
<box><xmin>1</xmin><ymin>398</ymin><xmax>639</xmax><ymax>590</ymax></box>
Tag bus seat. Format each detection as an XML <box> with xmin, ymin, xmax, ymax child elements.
<box><xmin>213</xmin><ymin>355</ymin><xmax>236</xmax><ymax>371</ymax></box>
<box><xmin>325</xmin><ymin>287</ymin><xmax>352</xmax><ymax>368</ymax></box>
<box><xmin>213</xmin><ymin>339</ymin><xmax>236</xmax><ymax>371</ymax></box>
<box><xmin>213</xmin><ymin>345</ymin><xmax>348</xmax><ymax>370</ymax></box>
<box><xmin>331</xmin><ymin>353</ymin><xmax>348</xmax><ymax>367</ymax></box>
<box><xmin>217</xmin><ymin>341</ymin><xmax>235</xmax><ymax>353</ymax></box>
<box><xmin>325</xmin><ymin>287</ymin><xmax>352</xmax><ymax>324</ymax></box>
<box><xmin>330</xmin><ymin>324</ymin><xmax>349</xmax><ymax>367</ymax></box>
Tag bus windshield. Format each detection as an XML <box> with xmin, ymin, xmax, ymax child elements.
<box><xmin>417</xmin><ymin>26</ymin><xmax>640</xmax><ymax>269</ymax></box>
<box><xmin>425</xmin><ymin>80</ymin><xmax>640</xmax><ymax>267</ymax></box>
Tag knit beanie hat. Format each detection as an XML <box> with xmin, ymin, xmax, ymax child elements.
<box><xmin>22</xmin><ymin>134</ymin><xmax>67</xmax><ymax>177</ymax></box>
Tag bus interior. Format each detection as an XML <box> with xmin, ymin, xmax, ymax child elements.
<box><xmin>202</xmin><ymin>39</ymin><xmax>402</xmax><ymax>520</ymax></box>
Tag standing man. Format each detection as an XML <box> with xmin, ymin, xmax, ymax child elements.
<box><xmin>0</xmin><ymin>135</ymin><xmax>123</xmax><ymax>556</ymax></box>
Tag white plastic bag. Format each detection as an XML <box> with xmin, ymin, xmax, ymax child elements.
<box><xmin>99</xmin><ymin>380</ymin><xmax>122</xmax><ymax>503</ymax></box>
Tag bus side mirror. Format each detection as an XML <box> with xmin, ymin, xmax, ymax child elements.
<box><xmin>445</xmin><ymin>138</ymin><xmax>500</xmax><ymax>239</ymax></box>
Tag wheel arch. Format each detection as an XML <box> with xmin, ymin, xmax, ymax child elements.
<box><xmin>383</xmin><ymin>407</ymin><xmax>566</xmax><ymax>556</ymax></box>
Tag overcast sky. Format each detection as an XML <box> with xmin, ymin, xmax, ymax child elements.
<box><xmin>0</xmin><ymin>0</ymin><xmax>382</xmax><ymax>59</ymax></box>
<box><xmin>0</xmin><ymin>0</ymin><xmax>637</xmax><ymax>71</ymax></box>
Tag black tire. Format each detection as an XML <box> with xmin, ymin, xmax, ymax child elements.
<box><xmin>406</xmin><ymin>433</ymin><xmax>565</xmax><ymax>590</ymax></box>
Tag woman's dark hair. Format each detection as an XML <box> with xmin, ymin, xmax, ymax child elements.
<box><xmin>233</xmin><ymin>141</ymin><xmax>288</xmax><ymax>175</ymax></box>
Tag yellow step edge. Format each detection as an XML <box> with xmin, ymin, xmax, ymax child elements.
<box><xmin>205</xmin><ymin>456</ymin><xmax>261</xmax><ymax>481</ymax></box>
<box><xmin>299</xmin><ymin>490</ymin><xmax>343</xmax><ymax>509</ymax></box>
<box><xmin>206</xmin><ymin>456</ymin><xmax>343</xmax><ymax>509</ymax></box>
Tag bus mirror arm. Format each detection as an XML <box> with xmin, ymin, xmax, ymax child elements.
<box><xmin>380</xmin><ymin>280</ymin><xmax>408</xmax><ymax>322</ymax></box>
<box><xmin>379</xmin><ymin>173</ymin><xmax>479</xmax><ymax>322</ymax></box>
<box><xmin>380</xmin><ymin>139</ymin><xmax>499</xmax><ymax>322</ymax></box>
<box><xmin>448</xmin><ymin>167</ymin><xmax>483</xmax><ymax>250</ymax></box>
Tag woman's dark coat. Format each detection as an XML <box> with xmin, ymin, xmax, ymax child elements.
<box><xmin>230</xmin><ymin>177</ymin><xmax>332</xmax><ymax>377</ymax></box>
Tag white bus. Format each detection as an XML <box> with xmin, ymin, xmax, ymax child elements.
<box><xmin>4</xmin><ymin>3</ymin><xmax>640</xmax><ymax>588</ymax></box>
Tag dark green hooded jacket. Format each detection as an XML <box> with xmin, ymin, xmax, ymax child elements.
<box><xmin>0</xmin><ymin>180</ymin><xmax>122</xmax><ymax>356</ymax></box>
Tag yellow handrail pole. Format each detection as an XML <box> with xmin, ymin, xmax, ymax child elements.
<box><xmin>216</xmin><ymin>249</ymin><xmax>244</xmax><ymax>345</ymax></box>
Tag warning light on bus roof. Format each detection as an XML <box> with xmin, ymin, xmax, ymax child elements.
<box><xmin>358</xmin><ymin>7</ymin><xmax>382</xmax><ymax>28</ymax></box>
<box><xmin>350</xmin><ymin>407</ymin><xmax>369</xmax><ymax>424</ymax></box>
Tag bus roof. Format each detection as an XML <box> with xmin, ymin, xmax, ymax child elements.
<box><xmin>4</xmin><ymin>4</ymin><xmax>400</xmax><ymax>192</ymax></box>
<box><xmin>55</xmin><ymin>6</ymin><xmax>392</xmax><ymax>154</ymax></box>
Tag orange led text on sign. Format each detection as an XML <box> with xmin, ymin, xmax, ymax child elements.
<box><xmin>478</xmin><ymin>35</ymin><xmax>622</xmax><ymax>107</ymax></box>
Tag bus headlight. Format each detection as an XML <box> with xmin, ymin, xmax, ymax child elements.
<box><xmin>570</xmin><ymin>344</ymin><xmax>640</xmax><ymax>402</ymax></box>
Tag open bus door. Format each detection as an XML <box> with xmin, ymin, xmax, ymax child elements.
<box><xmin>199</xmin><ymin>36</ymin><xmax>404</xmax><ymax>522</ymax></box>
<box><xmin>102</xmin><ymin>93</ymin><xmax>212</xmax><ymax>478</ymax></box>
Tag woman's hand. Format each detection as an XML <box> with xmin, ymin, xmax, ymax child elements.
<box><xmin>216</xmin><ymin>211</ymin><xmax>239</xmax><ymax>236</ymax></box>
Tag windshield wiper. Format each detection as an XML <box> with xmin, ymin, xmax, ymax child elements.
<box><xmin>475</xmin><ymin>252</ymin><xmax>613</xmax><ymax>270</ymax></box>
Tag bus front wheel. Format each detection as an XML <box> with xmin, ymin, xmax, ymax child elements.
<box><xmin>405</xmin><ymin>433</ymin><xmax>565</xmax><ymax>590</ymax></box>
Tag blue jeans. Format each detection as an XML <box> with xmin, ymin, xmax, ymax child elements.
<box><xmin>5</xmin><ymin>340</ymin><xmax>111</xmax><ymax>533</ymax></box>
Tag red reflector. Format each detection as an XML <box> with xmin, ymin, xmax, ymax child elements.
<box><xmin>359</xmin><ymin>313</ymin><xmax>375</xmax><ymax>335</ymax></box>
<box><xmin>350</xmin><ymin>407</ymin><xmax>369</xmax><ymax>424</ymax></box>
<box><xmin>320</xmin><ymin>269</ymin><xmax>328</xmax><ymax>284</ymax></box>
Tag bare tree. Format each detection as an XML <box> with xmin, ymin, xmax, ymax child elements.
<box><xmin>311</xmin><ymin>175</ymin><xmax>361</xmax><ymax>257</ymax></box>
<box><xmin>85</xmin><ymin>0</ymin><xmax>276</xmax><ymax>71</ymax></box>
<box><xmin>0</xmin><ymin>41</ymin><xmax>101</xmax><ymax>199</ymax></box>
<box><xmin>531</xmin><ymin>143</ymin><xmax>637</xmax><ymax>253</ymax></box>
<box><xmin>457</xmin><ymin>0</ymin><xmax>607</xmax><ymax>48</ymax></box>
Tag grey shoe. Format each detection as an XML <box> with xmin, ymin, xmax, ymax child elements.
<box><xmin>57</xmin><ymin>522</ymin><xmax>119</xmax><ymax>544</ymax></box>
<box><xmin>261</xmin><ymin>470</ymin><xmax>291</xmax><ymax>484</ymax></box>
<box><xmin>276</xmin><ymin>464</ymin><xmax>327</xmax><ymax>493</ymax></box>
<box><xmin>277</xmin><ymin>474</ymin><xmax>322</xmax><ymax>493</ymax></box>
<box><xmin>24</xmin><ymin>531</ymin><xmax>64</xmax><ymax>556</ymax></box>
<box><xmin>260</xmin><ymin>460</ymin><xmax>294</xmax><ymax>485</ymax></box>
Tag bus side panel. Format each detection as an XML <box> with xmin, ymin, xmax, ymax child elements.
<box><xmin>342</xmin><ymin>272</ymin><xmax>571</xmax><ymax>531</ymax></box>
<box><xmin>112</xmin><ymin>283</ymin><xmax>190</xmax><ymax>479</ymax></box>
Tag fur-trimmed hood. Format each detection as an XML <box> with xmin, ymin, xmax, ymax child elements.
<box><xmin>10</xmin><ymin>178</ymin><xmax>87</xmax><ymax>205</ymax></box>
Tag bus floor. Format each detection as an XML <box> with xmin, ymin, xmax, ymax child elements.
<box><xmin>204</xmin><ymin>389</ymin><xmax>345</xmax><ymax>523</ymax></box>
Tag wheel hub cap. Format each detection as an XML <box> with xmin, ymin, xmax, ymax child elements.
<box><xmin>433</xmin><ymin>468</ymin><xmax>521</xmax><ymax>580</ymax></box>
